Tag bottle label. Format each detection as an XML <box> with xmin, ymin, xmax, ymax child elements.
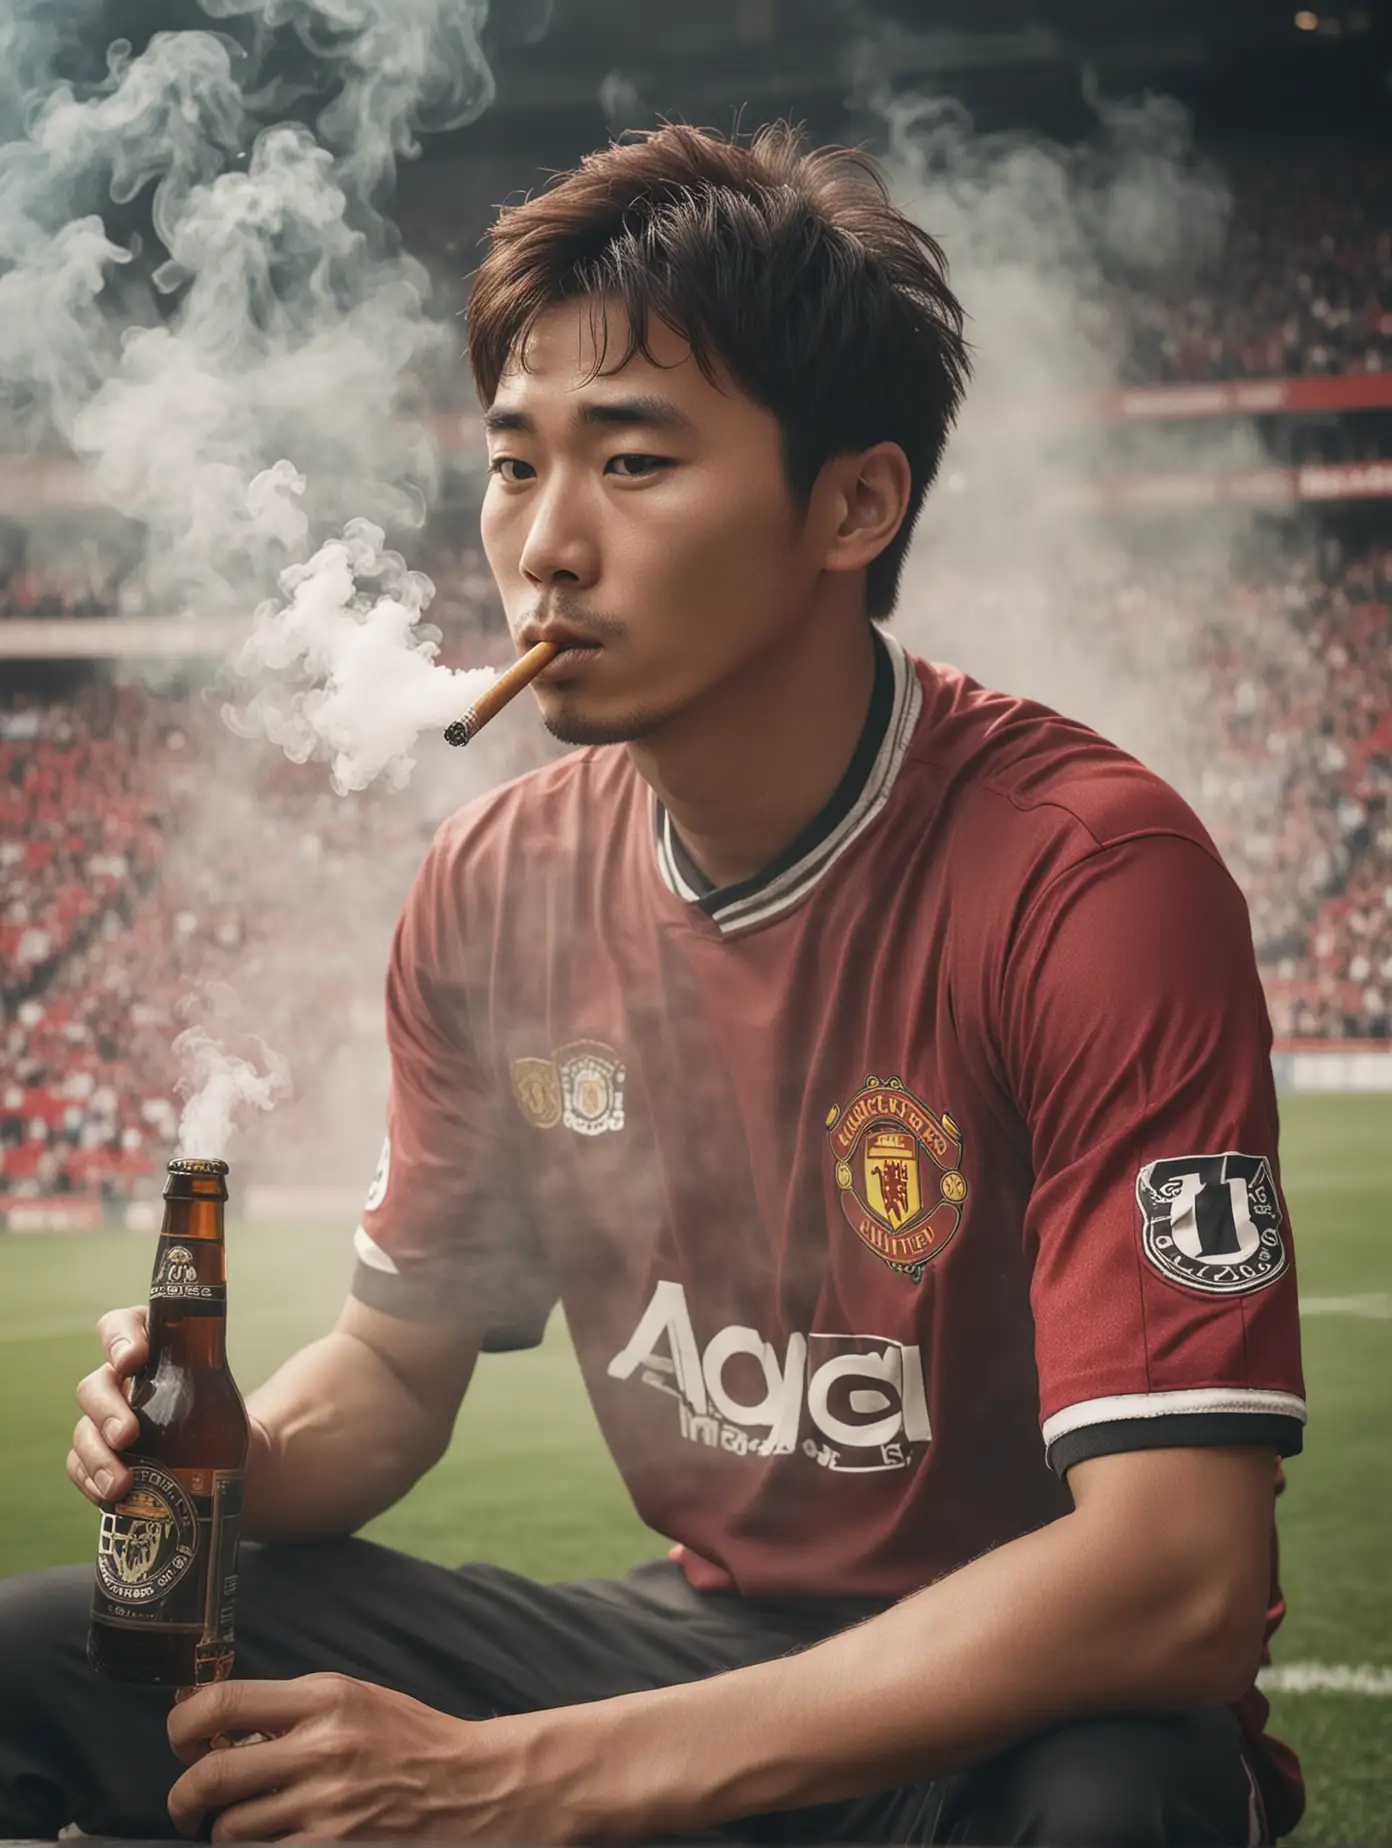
<box><xmin>149</xmin><ymin>1239</ymin><xmax>226</xmax><ymax>1311</ymax></box>
<box><xmin>196</xmin><ymin>1471</ymin><xmax>244</xmax><ymax>1681</ymax></box>
<box><xmin>95</xmin><ymin>1460</ymin><xmax>201</xmax><ymax>1604</ymax></box>
<box><xmin>93</xmin><ymin>1460</ymin><xmax>244</xmax><ymax>1640</ymax></box>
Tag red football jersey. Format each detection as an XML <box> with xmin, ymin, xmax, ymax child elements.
<box><xmin>356</xmin><ymin>634</ymin><xmax>1305</xmax><ymax>1834</ymax></box>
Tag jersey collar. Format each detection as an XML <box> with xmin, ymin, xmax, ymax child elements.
<box><xmin>652</xmin><ymin>628</ymin><xmax>922</xmax><ymax>937</ymax></box>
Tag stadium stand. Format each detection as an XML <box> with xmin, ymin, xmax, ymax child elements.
<box><xmin>2</xmin><ymin>525</ymin><xmax>1388</xmax><ymax>1203</ymax></box>
<box><xmin>0</xmin><ymin>565</ymin><xmax>125</xmax><ymax>622</ymax></box>
<box><xmin>3</xmin><ymin>141</ymin><xmax>1391</xmax><ymax>1203</ymax></box>
<box><xmin>1142</xmin><ymin>531</ymin><xmax>1391</xmax><ymax>1040</ymax></box>
<box><xmin>0</xmin><ymin>682</ymin><xmax>437</xmax><ymax>1204</ymax></box>
<box><xmin>1121</xmin><ymin>143</ymin><xmax>1392</xmax><ymax>384</ymax></box>
<box><xmin>400</xmin><ymin>140</ymin><xmax>1392</xmax><ymax>396</ymax></box>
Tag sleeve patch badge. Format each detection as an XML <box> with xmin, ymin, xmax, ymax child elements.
<box><xmin>363</xmin><ymin>1135</ymin><xmax>391</xmax><ymax>1213</ymax></box>
<box><xmin>1136</xmin><ymin>1152</ymin><xmax>1288</xmax><ymax>1296</ymax></box>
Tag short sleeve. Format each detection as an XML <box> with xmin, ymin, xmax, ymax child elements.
<box><xmin>1002</xmin><ymin>832</ymin><xmax>1306</xmax><ymax>1476</ymax></box>
<box><xmin>351</xmin><ymin>827</ymin><xmax>558</xmax><ymax>1349</ymax></box>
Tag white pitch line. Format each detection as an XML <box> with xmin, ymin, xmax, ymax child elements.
<box><xmin>1259</xmin><ymin>1664</ymin><xmax>1392</xmax><ymax>1695</ymax></box>
<box><xmin>1299</xmin><ymin>1293</ymin><xmax>1392</xmax><ymax>1318</ymax></box>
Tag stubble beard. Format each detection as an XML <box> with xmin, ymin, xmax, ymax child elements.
<box><xmin>541</xmin><ymin>699</ymin><xmax>675</xmax><ymax>747</ymax></box>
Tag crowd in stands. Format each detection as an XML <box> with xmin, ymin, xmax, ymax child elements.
<box><xmin>402</xmin><ymin>142</ymin><xmax>1392</xmax><ymax>403</ymax></box>
<box><xmin>1110</xmin><ymin>533</ymin><xmax>1392</xmax><ymax>1039</ymax></box>
<box><xmin>0</xmin><ymin>569</ymin><xmax>121</xmax><ymax>621</ymax></box>
<box><xmin>3</xmin><ymin>136</ymin><xmax>1391</xmax><ymax>1202</ymax></box>
<box><xmin>2</xmin><ymin>524</ymin><xmax>1389</xmax><ymax>1203</ymax></box>
<box><xmin>2</xmin><ymin>687</ymin><xmax>181</xmax><ymax>1198</ymax></box>
<box><xmin>1120</xmin><ymin>144</ymin><xmax>1392</xmax><ymax>384</ymax></box>
<box><xmin>0</xmin><ymin>681</ymin><xmax>446</xmax><ymax>1206</ymax></box>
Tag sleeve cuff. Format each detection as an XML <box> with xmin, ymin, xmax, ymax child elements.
<box><xmin>1048</xmin><ymin>1410</ymin><xmax>1304</xmax><ymax>1476</ymax></box>
<box><xmin>1042</xmin><ymin>1387</ymin><xmax>1307</xmax><ymax>1476</ymax></box>
<box><xmin>349</xmin><ymin>1215</ymin><xmax>558</xmax><ymax>1352</ymax></box>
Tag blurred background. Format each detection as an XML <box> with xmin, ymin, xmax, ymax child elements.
<box><xmin>3</xmin><ymin>0</ymin><xmax>1391</xmax><ymax>1208</ymax></box>
<box><xmin>0</xmin><ymin>5</ymin><xmax>1389</xmax><ymax>1838</ymax></box>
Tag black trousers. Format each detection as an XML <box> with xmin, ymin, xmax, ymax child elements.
<box><xmin>0</xmin><ymin>1540</ymin><xmax>1262</xmax><ymax>1845</ymax></box>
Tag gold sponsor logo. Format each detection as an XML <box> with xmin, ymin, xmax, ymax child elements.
<box><xmin>511</xmin><ymin>1057</ymin><xmax>563</xmax><ymax>1130</ymax></box>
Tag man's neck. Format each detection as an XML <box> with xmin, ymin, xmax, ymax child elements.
<box><xmin>628</xmin><ymin>600</ymin><xmax>879</xmax><ymax>892</ymax></box>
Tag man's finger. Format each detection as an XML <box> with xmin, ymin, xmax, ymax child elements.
<box><xmin>66</xmin><ymin>1447</ymin><xmax>104</xmax><ymax>1507</ymax></box>
<box><xmin>208</xmin><ymin>1784</ymin><xmax>311</xmax><ymax>1845</ymax></box>
<box><xmin>167</xmin><ymin>1734</ymin><xmax>304</xmax><ymax>1839</ymax></box>
<box><xmin>96</xmin><ymin>1306</ymin><xmax>148</xmax><ymax>1375</ymax></box>
<box><xmin>167</xmin><ymin>1679</ymin><xmax>314</xmax><ymax>1762</ymax></box>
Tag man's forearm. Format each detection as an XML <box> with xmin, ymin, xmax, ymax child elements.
<box><xmin>550</xmin><ymin>1481</ymin><xmax>1262</xmax><ymax>1839</ymax></box>
<box><xmin>241</xmin><ymin>1330</ymin><xmax>449</xmax><ymax>1542</ymax></box>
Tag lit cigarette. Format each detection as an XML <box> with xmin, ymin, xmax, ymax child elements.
<box><xmin>443</xmin><ymin>640</ymin><xmax>560</xmax><ymax>747</ymax></box>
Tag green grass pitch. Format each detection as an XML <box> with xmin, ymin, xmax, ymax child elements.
<box><xmin>1</xmin><ymin>1093</ymin><xmax>1388</xmax><ymax>1843</ymax></box>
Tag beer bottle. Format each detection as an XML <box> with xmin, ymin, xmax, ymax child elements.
<box><xmin>88</xmin><ymin>1157</ymin><xmax>250</xmax><ymax>1686</ymax></box>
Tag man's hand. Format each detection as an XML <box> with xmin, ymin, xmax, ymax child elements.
<box><xmin>68</xmin><ymin>1306</ymin><xmax>149</xmax><ymax>1505</ymax></box>
<box><xmin>167</xmin><ymin>1674</ymin><xmax>590</xmax><ymax>1844</ymax></box>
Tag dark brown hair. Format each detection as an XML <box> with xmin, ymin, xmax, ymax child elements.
<box><xmin>466</xmin><ymin>121</ymin><xmax>970</xmax><ymax>618</ymax></box>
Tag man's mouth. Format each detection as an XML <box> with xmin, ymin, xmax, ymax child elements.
<box><xmin>533</xmin><ymin>641</ymin><xmax>603</xmax><ymax>683</ymax></box>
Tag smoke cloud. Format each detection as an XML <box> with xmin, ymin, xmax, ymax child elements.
<box><xmin>175</xmin><ymin>1021</ymin><xmax>293</xmax><ymax>1161</ymax></box>
<box><xmin>1</xmin><ymin>0</ymin><xmax>497</xmax><ymax>758</ymax></box>
<box><xmin>226</xmin><ymin>479</ymin><xmax>494</xmax><ymax>794</ymax></box>
<box><xmin>2</xmin><ymin>7</ymin><xmax>1290</xmax><ymax>1190</ymax></box>
<box><xmin>854</xmin><ymin>63</ymin><xmax>1279</xmax><ymax>807</ymax></box>
<box><xmin>0</xmin><ymin>1</ymin><xmax>513</xmax><ymax>1188</ymax></box>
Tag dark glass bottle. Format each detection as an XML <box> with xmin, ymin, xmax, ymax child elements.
<box><xmin>88</xmin><ymin>1157</ymin><xmax>250</xmax><ymax>1686</ymax></box>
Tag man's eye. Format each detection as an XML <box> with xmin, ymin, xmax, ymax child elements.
<box><xmin>488</xmin><ymin>457</ymin><xmax>535</xmax><ymax>483</ymax></box>
<box><xmin>605</xmin><ymin>454</ymin><xmax>670</xmax><ymax>478</ymax></box>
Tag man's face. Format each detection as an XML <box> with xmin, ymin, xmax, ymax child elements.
<box><xmin>479</xmin><ymin>298</ymin><xmax>824</xmax><ymax>745</ymax></box>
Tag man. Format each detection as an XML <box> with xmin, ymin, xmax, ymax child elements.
<box><xmin>1</xmin><ymin>122</ymin><xmax>1305</xmax><ymax>1845</ymax></box>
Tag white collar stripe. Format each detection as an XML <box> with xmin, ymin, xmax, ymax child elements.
<box><xmin>653</xmin><ymin>632</ymin><xmax>921</xmax><ymax>935</ymax></box>
<box><xmin>660</xmin><ymin>809</ymin><xmax>704</xmax><ymax>903</ymax></box>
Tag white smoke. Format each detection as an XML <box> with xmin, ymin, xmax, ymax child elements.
<box><xmin>0</xmin><ymin>1</ymin><xmax>497</xmax><ymax>761</ymax></box>
<box><xmin>858</xmin><ymin>68</ymin><xmax>1280</xmax><ymax>798</ymax></box>
<box><xmin>173</xmin><ymin>1023</ymin><xmax>293</xmax><ymax>1160</ymax></box>
<box><xmin>0</xmin><ymin>2</ymin><xmax>510</xmax><ymax>1185</ymax></box>
<box><xmin>227</xmin><ymin>481</ymin><xmax>495</xmax><ymax>793</ymax></box>
<box><xmin>1</xmin><ymin>10</ymin><xmax>1290</xmax><ymax>1186</ymax></box>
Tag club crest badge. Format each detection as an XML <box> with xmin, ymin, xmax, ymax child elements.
<box><xmin>826</xmin><ymin>1076</ymin><xmax>968</xmax><ymax>1282</ymax></box>
<box><xmin>556</xmin><ymin>1040</ymin><xmax>626</xmax><ymax>1136</ymax></box>
<box><xmin>1137</xmin><ymin>1152</ymin><xmax>1288</xmax><ymax>1296</ymax></box>
<box><xmin>511</xmin><ymin>1043</ymin><xmax>625</xmax><ymax>1136</ymax></box>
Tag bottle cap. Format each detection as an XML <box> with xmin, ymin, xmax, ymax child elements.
<box><xmin>163</xmin><ymin>1157</ymin><xmax>230</xmax><ymax>1202</ymax></box>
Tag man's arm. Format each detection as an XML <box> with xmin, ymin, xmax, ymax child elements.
<box><xmin>241</xmin><ymin>1296</ymin><xmax>481</xmax><ymax>1543</ymax></box>
<box><xmin>549</xmin><ymin>1444</ymin><xmax>1276</xmax><ymax>1839</ymax></box>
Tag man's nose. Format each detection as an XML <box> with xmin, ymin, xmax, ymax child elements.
<box><xmin>518</xmin><ymin>483</ymin><xmax>598</xmax><ymax>589</ymax></box>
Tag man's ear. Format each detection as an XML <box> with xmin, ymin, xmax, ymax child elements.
<box><xmin>816</xmin><ymin>443</ymin><xmax>913</xmax><ymax>577</ymax></box>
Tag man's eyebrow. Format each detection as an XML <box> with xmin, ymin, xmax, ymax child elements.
<box><xmin>482</xmin><ymin>406</ymin><xmax>532</xmax><ymax>434</ymax></box>
<box><xmin>573</xmin><ymin>395</ymin><xmax>695</xmax><ymax>434</ymax></box>
<box><xmin>482</xmin><ymin>395</ymin><xmax>695</xmax><ymax>437</ymax></box>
